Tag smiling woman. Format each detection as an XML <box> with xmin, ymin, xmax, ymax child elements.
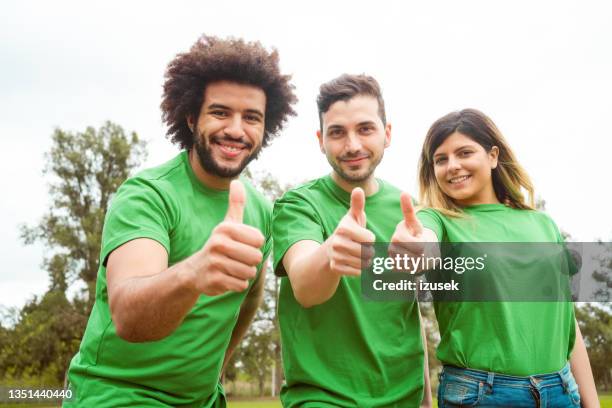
<box><xmin>409</xmin><ymin>108</ymin><xmax>600</xmax><ymax>407</ymax></box>
<box><xmin>418</xmin><ymin>109</ymin><xmax>535</xmax><ymax>217</ymax></box>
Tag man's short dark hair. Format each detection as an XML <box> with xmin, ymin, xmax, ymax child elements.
<box><xmin>316</xmin><ymin>74</ymin><xmax>386</xmax><ymax>130</ymax></box>
<box><xmin>161</xmin><ymin>35</ymin><xmax>297</xmax><ymax>149</ymax></box>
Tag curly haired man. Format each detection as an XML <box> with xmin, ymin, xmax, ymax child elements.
<box><xmin>64</xmin><ymin>35</ymin><xmax>296</xmax><ymax>407</ymax></box>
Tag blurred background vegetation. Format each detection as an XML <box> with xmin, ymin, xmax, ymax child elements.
<box><xmin>0</xmin><ymin>123</ymin><xmax>610</xmax><ymax>406</ymax></box>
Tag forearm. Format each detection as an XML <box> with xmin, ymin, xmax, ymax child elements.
<box><xmin>569</xmin><ymin>320</ymin><xmax>599</xmax><ymax>408</ymax></box>
<box><xmin>110</xmin><ymin>257</ymin><xmax>200</xmax><ymax>342</ymax></box>
<box><xmin>286</xmin><ymin>241</ymin><xmax>341</xmax><ymax>308</ymax></box>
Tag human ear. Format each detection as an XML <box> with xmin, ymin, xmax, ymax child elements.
<box><xmin>187</xmin><ymin>115</ymin><xmax>195</xmax><ymax>133</ymax></box>
<box><xmin>489</xmin><ymin>146</ymin><xmax>499</xmax><ymax>169</ymax></box>
<box><xmin>384</xmin><ymin>123</ymin><xmax>392</xmax><ymax>148</ymax></box>
<box><xmin>316</xmin><ymin>130</ymin><xmax>325</xmax><ymax>154</ymax></box>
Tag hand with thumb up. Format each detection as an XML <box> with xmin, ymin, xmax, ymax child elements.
<box><xmin>324</xmin><ymin>188</ymin><xmax>376</xmax><ymax>277</ymax></box>
<box><xmin>190</xmin><ymin>180</ymin><xmax>265</xmax><ymax>296</ymax></box>
<box><xmin>388</xmin><ymin>192</ymin><xmax>429</xmax><ymax>273</ymax></box>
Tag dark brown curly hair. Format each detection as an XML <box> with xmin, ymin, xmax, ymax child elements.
<box><xmin>161</xmin><ymin>35</ymin><xmax>297</xmax><ymax>149</ymax></box>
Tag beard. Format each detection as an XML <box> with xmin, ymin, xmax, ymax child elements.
<box><xmin>193</xmin><ymin>130</ymin><xmax>262</xmax><ymax>178</ymax></box>
<box><xmin>327</xmin><ymin>151</ymin><xmax>383</xmax><ymax>183</ymax></box>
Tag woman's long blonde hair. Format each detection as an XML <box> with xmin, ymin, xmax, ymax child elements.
<box><xmin>418</xmin><ymin>109</ymin><xmax>535</xmax><ymax>217</ymax></box>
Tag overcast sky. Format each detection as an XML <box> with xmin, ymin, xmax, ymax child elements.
<box><xmin>1</xmin><ymin>0</ymin><xmax>611</xmax><ymax>309</ymax></box>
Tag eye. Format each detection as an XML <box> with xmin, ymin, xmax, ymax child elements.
<box><xmin>459</xmin><ymin>150</ymin><xmax>474</xmax><ymax>157</ymax></box>
<box><xmin>245</xmin><ymin>114</ymin><xmax>262</xmax><ymax>123</ymax></box>
<box><xmin>328</xmin><ymin>129</ymin><xmax>344</xmax><ymax>138</ymax></box>
<box><xmin>210</xmin><ymin>110</ymin><xmax>228</xmax><ymax>118</ymax></box>
<box><xmin>434</xmin><ymin>157</ymin><xmax>447</xmax><ymax>165</ymax></box>
<box><xmin>359</xmin><ymin>125</ymin><xmax>375</xmax><ymax>134</ymax></box>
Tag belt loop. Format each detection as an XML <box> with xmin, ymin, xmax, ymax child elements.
<box><xmin>558</xmin><ymin>365</ymin><xmax>570</xmax><ymax>394</ymax></box>
<box><xmin>486</xmin><ymin>371</ymin><xmax>495</xmax><ymax>390</ymax></box>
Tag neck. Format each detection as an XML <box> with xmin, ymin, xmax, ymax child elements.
<box><xmin>188</xmin><ymin>149</ymin><xmax>233</xmax><ymax>190</ymax></box>
<box><xmin>456</xmin><ymin>187</ymin><xmax>500</xmax><ymax>207</ymax></box>
<box><xmin>331</xmin><ymin>172</ymin><xmax>379</xmax><ymax>197</ymax></box>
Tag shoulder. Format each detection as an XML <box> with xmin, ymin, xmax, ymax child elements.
<box><xmin>282</xmin><ymin>177</ymin><xmax>327</xmax><ymax>199</ymax></box>
<box><xmin>274</xmin><ymin>177</ymin><xmax>329</xmax><ymax>209</ymax></box>
<box><xmin>516</xmin><ymin>208</ymin><xmax>563</xmax><ymax>240</ymax></box>
<box><xmin>128</xmin><ymin>153</ymin><xmax>186</xmax><ymax>193</ymax></box>
<box><xmin>114</xmin><ymin>153</ymin><xmax>185</xmax><ymax>198</ymax></box>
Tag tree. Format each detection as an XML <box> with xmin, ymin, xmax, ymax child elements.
<box><xmin>575</xmin><ymin>303</ymin><xmax>612</xmax><ymax>390</ymax></box>
<box><xmin>0</xmin><ymin>291</ymin><xmax>85</xmax><ymax>386</ymax></box>
<box><xmin>1</xmin><ymin>122</ymin><xmax>146</xmax><ymax>386</ymax></box>
<box><xmin>592</xmin><ymin>240</ymin><xmax>612</xmax><ymax>302</ymax></box>
<box><xmin>21</xmin><ymin>121</ymin><xmax>147</xmax><ymax>309</ymax></box>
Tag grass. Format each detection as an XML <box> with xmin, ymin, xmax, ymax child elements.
<box><xmin>0</xmin><ymin>393</ymin><xmax>607</xmax><ymax>407</ymax></box>
<box><xmin>601</xmin><ymin>392</ymin><xmax>612</xmax><ymax>408</ymax></box>
<box><xmin>228</xmin><ymin>401</ymin><xmax>281</xmax><ymax>408</ymax></box>
<box><xmin>227</xmin><ymin>394</ymin><xmax>612</xmax><ymax>408</ymax></box>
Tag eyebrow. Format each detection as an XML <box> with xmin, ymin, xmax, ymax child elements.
<box><xmin>433</xmin><ymin>144</ymin><xmax>475</xmax><ymax>158</ymax></box>
<box><xmin>206</xmin><ymin>103</ymin><xmax>231</xmax><ymax>111</ymax></box>
<box><xmin>206</xmin><ymin>104</ymin><xmax>264</xmax><ymax>119</ymax></box>
<box><xmin>244</xmin><ymin>109</ymin><xmax>264</xmax><ymax>119</ymax></box>
<box><xmin>326</xmin><ymin>124</ymin><xmax>345</xmax><ymax>132</ymax></box>
<box><xmin>356</xmin><ymin>120</ymin><xmax>376</xmax><ymax>127</ymax></box>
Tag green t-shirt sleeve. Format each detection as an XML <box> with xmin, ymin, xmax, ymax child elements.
<box><xmin>100</xmin><ymin>177</ymin><xmax>174</xmax><ymax>266</ymax></box>
<box><xmin>272</xmin><ymin>192</ymin><xmax>324</xmax><ymax>277</ymax></box>
<box><xmin>416</xmin><ymin>208</ymin><xmax>444</xmax><ymax>241</ymax></box>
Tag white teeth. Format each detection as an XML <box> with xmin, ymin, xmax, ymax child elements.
<box><xmin>220</xmin><ymin>144</ymin><xmax>242</xmax><ymax>151</ymax></box>
<box><xmin>449</xmin><ymin>175</ymin><xmax>470</xmax><ymax>184</ymax></box>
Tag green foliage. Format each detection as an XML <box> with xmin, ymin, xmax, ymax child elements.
<box><xmin>2</xmin><ymin>122</ymin><xmax>146</xmax><ymax>387</ymax></box>
<box><xmin>575</xmin><ymin>303</ymin><xmax>612</xmax><ymax>391</ymax></box>
<box><xmin>20</xmin><ymin>121</ymin><xmax>147</xmax><ymax>305</ymax></box>
<box><xmin>0</xmin><ymin>291</ymin><xmax>87</xmax><ymax>386</ymax></box>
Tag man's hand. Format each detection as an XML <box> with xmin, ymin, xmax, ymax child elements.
<box><xmin>187</xmin><ymin>180</ymin><xmax>265</xmax><ymax>295</ymax></box>
<box><xmin>325</xmin><ymin>187</ymin><xmax>376</xmax><ymax>277</ymax></box>
<box><xmin>389</xmin><ymin>192</ymin><xmax>426</xmax><ymax>267</ymax></box>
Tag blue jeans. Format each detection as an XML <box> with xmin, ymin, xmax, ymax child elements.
<box><xmin>438</xmin><ymin>364</ymin><xmax>581</xmax><ymax>407</ymax></box>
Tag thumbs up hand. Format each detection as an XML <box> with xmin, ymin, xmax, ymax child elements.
<box><xmin>325</xmin><ymin>188</ymin><xmax>376</xmax><ymax>277</ymax></box>
<box><xmin>389</xmin><ymin>192</ymin><xmax>426</xmax><ymax>272</ymax></box>
<box><xmin>191</xmin><ymin>180</ymin><xmax>265</xmax><ymax>296</ymax></box>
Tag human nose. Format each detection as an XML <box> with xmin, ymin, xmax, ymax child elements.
<box><xmin>224</xmin><ymin>114</ymin><xmax>246</xmax><ymax>138</ymax></box>
<box><xmin>345</xmin><ymin>132</ymin><xmax>362</xmax><ymax>152</ymax></box>
<box><xmin>447</xmin><ymin>155</ymin><xmax>461</xmax><ymax>172</ymax></box>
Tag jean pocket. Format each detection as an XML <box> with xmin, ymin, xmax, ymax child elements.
<box><xmin>440</xmin><ymin>372</ymin><xmax>483</xmax><ymax>407</ymax></box>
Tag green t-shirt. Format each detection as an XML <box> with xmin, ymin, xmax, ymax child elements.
<box><xmin>65</xmin><ymin>151</ymin><xmax>272</xmax><ymax>408</ymax></box>
<box><xmin>417</xmin><ymin>204</ymin><xmax>576</xmax><ymax>376</ymax></box>
<box><xmin>272</xmin><ymin>175</ymin><xmax>424</xmax><ymax>408</ymax></box>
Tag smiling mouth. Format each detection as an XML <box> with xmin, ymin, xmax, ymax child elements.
<box><xmin>448</xmin><ymin>175</ymin><xmax>471</xmax><ymax>184</ymax></box>
<box><xmin>340</xmin><ymin>156</ymin><xmax>369</xmax><ymax>165</ymax></box>
<box><xmin>211</xmin><ymin>137</ymin><xmax>251</xmax><ymax>158</ymax></box>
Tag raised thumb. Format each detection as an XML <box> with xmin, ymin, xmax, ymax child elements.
<box><xmin>225</xmin><ymin>179</ymin><xmax>246</xmax><ymax>223</ymax></box>
<box><xmin>350</xmin><ymin>187</ymin><xmax>366</xmax><ymax>227</ymax></box>
<box><xmin>400</xmin><ymin>192</ymin><xmax>422</xmax><ymax>236</ymax></box>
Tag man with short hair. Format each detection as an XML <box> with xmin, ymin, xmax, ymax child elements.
<box><xmin>273</xmin><ymin>74</ymin><xmax>431</xmax><ymax>407</ymax></box>
<box><xmin>64</xmin><ymin>35</ymin><xmax>296</xmax><ymax>407</ymax></box>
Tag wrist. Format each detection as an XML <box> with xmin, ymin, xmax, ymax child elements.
<box><xmin>177</xmin><ymin>254</ymin><xmax>202</xmax><ymax>295</ymax></box>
